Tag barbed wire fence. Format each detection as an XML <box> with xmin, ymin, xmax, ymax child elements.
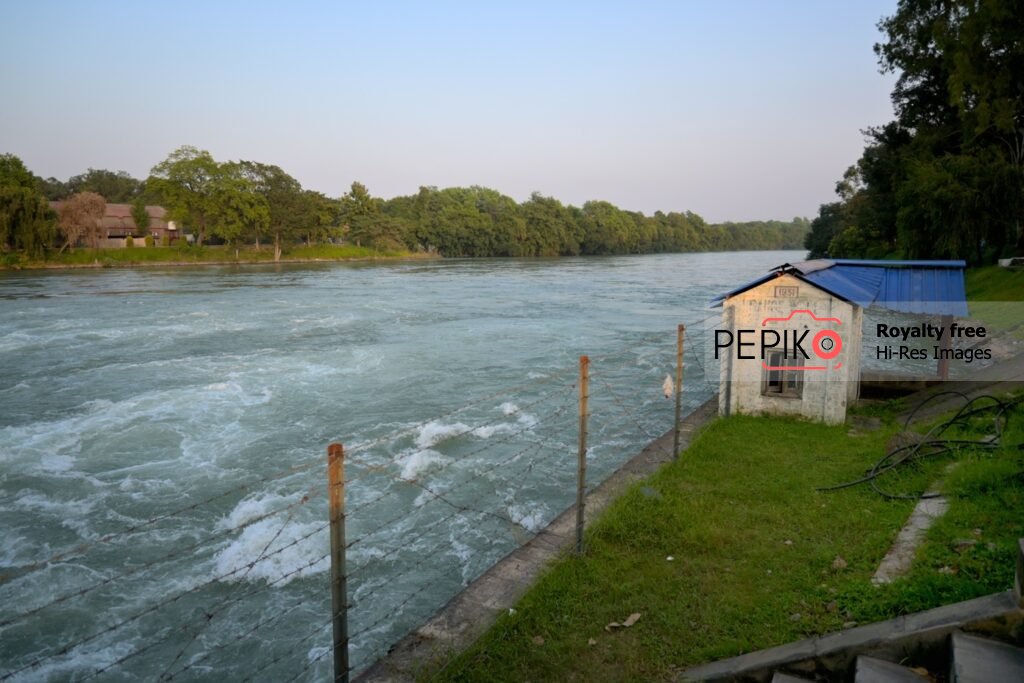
<box><xmin>0</xmin><ymin>318</ymin><xmax>720</xmax><ymax>682</ymax></box>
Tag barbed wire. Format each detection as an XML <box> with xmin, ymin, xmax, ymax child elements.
<box><xmin>241</xmin><ymin>619</ymin><xmax>332</xmax><ymax>683</ymax></box>
<box><xmin>0</xmin><ymin>485</ymin><xmax>321</xmax><ymax>631</ymax></box>
<box><xmin>344</xmin><ymin>394</ymin><xmax>575</xmax><ymax>555</ymax></box>
<box><xmin>78</xmin><ymin>539</ymin><xmax>333</xmax><ymax>682</ymax></box>
<box><xmin>2</xmin><ymin>335</ymin><xmax>713</xmax><ymax>682</ymax></box>
<box><xmin>285</xmin><ymin>648</ymin><xmax>330</xmax><ymax>683</ymax></box>
<box><xmin>2</xmin><ymin>365</ymin><xmax>581</xmax><ymax>591</ymax></box>
<box><xmin>590</xmin><ymin>376</ymin><xmax>664</xmax><ymax>444</ymax></box>
<box><xmin>1</xmin><ymin>520</ymin><xmax>331</xmax><ymax>682</ymax></box>
<box><xmin>348</xmin><ymin>574</ymin><xmax>438</xmax><ymax>646</ymax></box>
<box><xmin>155</xmin><ymin>500</ymin><xmax>303</xmax><ymax>680</ymax></box>
<box><xmin>332</xmin><ymin>384</ymin><xmax>575</xmax><ymax>525</ymax></box>
<box><xmin>346</xmin><ymin>442</ymin><xmax>562</xmax><ymax>600</ymax></box>
<box><xmin>342</xmin><ymin>366</ymin><xmax>578</xmax><ymax>458</ymax></box>
<box><xmin>161</xmin><ymin>593</ymin><xmax>311</xmax><ymax>680</ymax></box>
<box><xmin>0</xmin><ymin>464</ymin><xmax>322</xmax><ymax>587</ymax></box>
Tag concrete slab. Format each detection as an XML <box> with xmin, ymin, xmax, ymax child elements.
<box><xmin>872</xmin><ymin>494</ymin><xmax>948</xmax><ymax>585</ymax></box>
<box><xmin>771</xmin><ymin>672</ymin><xmax>813</xmax><ymax>683</ymax></box>
<box><xmin>855</xmin><ymin>655</ymin><xmax>928</xmax><ymax>682</ymax></box>
<box><xmin>679</xmin><ymin>591</ymin><xmax>1022</xmax><ymax>682</ymax></box>
<box><xmin>950</xmin><ymin>632</ymin><xmax>1024</xmax><ymax>683</ymax></box>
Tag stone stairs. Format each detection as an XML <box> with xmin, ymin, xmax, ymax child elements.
<box><xmin>681</xmin><ymin>540</ymin><xmax>1024</xmax><ymax>682</ymax></box>
<box><xmin>767</xmin><ymin>631</ymin><xmax>1024</xmax><ymax>681</ymax></box>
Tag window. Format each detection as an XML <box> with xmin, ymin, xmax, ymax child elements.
<box><xmin>762</xmin><ymin>350</ymin><xmax>803</xmax><ymax>398</ymax></box>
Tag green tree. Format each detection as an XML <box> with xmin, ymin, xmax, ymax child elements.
<box><xmin>37</xmin><ymin>176</ymin><xmax>69</xmax><ymax>200</ymax></box>
<box><xmin>578</xmin><ymin>201</ymin><xmax>633</xmax><ymax>255</ymax></box>
<box><xmin>148</xmin><ymin>146</ymin><xmax>220</xmax><ymax>246</ymax></box>
<box><xmin>520</xmin><ymin>192</ymin><xmax>580</xmax><ymax>256</ymax></box>
<box><xmin>67</xmin><ymin>168</ymin><xmax>143</xmax><ymax>203</ymax></box>
<box><xmin>472</xmin><ymin>187</ymin><xmax>528</xmax><ymax>256</ymax></box>
<box><xmin>0</xmin><ymin>154</ymin><xmax>55</xmax><ymax>257</ymax></box>
<box><xmin>208</xmin><ymin>172</ymin><xmax>270</xmax><ymax>248</ymax></box>
<box><xmin>233</xmin><ymin>161</ymin><xmax>314</xmax><ymax>259</ymax></box>
<box><xmin>131</xmin><ymin>198</ymin><xmax>151</xmax><ymax>236</ymax></box>
<box><xmin>861</xmin><ymin>0</ymin><xmax>1024</xmax><ymax>261</ymax></box>
<box><xmin>339</xmin><ymin>181</ymin><xmax>380</xmax><ymax>246</ymax></box>
<box><xmin>300</xmin><ymin>190</ymin><xmax>338</xmax><ymax>247</ymax></box>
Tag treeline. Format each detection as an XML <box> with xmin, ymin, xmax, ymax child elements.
<box><xmin>373</xmin><ymin>188</ymin><xmax>808</xmax><ymax>257</ymax></box>
<box><xmin>2</xmin><ymin>147</ymin><xmax>808</xmax><ymax>260</ymax></box>
<box><xmin>805</xmin><ymin>0</ymin><xmax>1024</xmax><ymax>265</ymax></box>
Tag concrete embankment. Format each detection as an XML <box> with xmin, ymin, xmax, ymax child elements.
<box><xmin>357</xmin><ymin>396</ymin><xmax>719</xmax><ymax>682</ymax></box>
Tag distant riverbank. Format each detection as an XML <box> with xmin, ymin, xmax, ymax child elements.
<box><xmin>0</xmin><ymin>244</ymin><xmax>438</xmax><ymax>270</ymax></box>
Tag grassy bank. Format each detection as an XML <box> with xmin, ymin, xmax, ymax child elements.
<box><xmin>964</xmin><ymin>264</ymin><xmax>1024</xmax><ymax>301</ymax></box>
<box><xmin>433</xmin><ymin>399</ymin><xmax>1023</xmax><ymax>682</ymax></box>
<box><xmin>0</xmin><ymin>244</ymin><xmax>430</xmax><ymax>269</ymax></box>
<box><xmin>963</xmin><ymin>266</ymin><xmax>1024</xmax><ymax>333</ymax></box>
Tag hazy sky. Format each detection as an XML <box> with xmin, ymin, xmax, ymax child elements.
<box><xmin>1</xmin><ymin>1</ymin><xmax>898</xmax><ymax>222</ymax></box>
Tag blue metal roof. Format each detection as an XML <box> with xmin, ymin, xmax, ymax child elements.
<box><xmin>712</xmin><ymin>260</ymin><xmax>968</xmax><ymax>316</ymax></box>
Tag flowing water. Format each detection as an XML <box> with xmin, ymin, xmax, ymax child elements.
<box><xmin>0</xmin><ymin>251</ymin><xmax>801</xmax><ymax>681</ymax></box>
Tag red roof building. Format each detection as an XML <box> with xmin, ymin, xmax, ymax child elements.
<box><xmin>49</xmin><ymin>201</ymin><xmax>179</xmax><ymax>243</ymax></box>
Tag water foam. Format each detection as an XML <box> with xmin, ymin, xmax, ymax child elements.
<box><xmin>414</xmin><ymin>421</ymin><xmax>471</xmax><ymax>449</ymax></box>
<box><xmin>507</xmin><ymin>503</ymin><xmax>547</xmax><ymax>533</ymax></box>
<box><xmin>218</xmin><ymin>491</ymin><xmax>300</xmax><ymax>531</ymax></box>
<box><xmin>397</xmin><ymin>449</ymin><xmax>448</xmax><ymax>480</ymax></box>
<box><xmin>213</xmin><ymin>518</ymin><xmax>327</xmax><ymax>585</ymax></box>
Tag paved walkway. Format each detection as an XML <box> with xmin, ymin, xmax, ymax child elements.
<box><xmin>356</xmin><ymin>397</ymin><xmax>719</xmax><ymax>682</ymax></box>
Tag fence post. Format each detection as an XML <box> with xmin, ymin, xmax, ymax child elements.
<box><xmin>937</xmin><ymin>314</ymin><xmax>953</xmax><ymax>380</ymax></box>
<box><xmin>327</xmin><ymin>443</ymin><xmax>349</xmax><ymax>683</ymax></box>
<box><xmin>576</xmin><ymin>355</ymin><xmax>589</xmax><ymax>555</ymax></box>
<box><xmin>673</xmin><ymin>324</ymin><xmax>686</xmax><ymax>460</ymax></box>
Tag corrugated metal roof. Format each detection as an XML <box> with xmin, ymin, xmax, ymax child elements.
<box><xmin>830</xmin><ymin>259</ymin><xmax>967</xmax><ymax>268</ymax></box>
<box><xmin>712</xmin><ymin>259</ymin><xmax>968</xmax><ymax>316</ymax></box>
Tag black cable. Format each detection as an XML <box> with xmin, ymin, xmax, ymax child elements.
<box><xmin>820</xmin><ymin>393</ymin><xmax>1020</xmax><ymax>499</ymax></box>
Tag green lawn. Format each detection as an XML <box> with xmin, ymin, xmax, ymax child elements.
<box><xmin>432</xmin><ymin>400</ymin><xmax>1024</xmax><ymax>682</ymax></box>
<box><xmin>963</xmin><ymin>266</ymin><xmax>1024</xmax><ymax>334</ymax></box>
<box><xmin>965</xmin><ymin>264</ymin><xmax>1024</xmax><ymax>301</ymax></box>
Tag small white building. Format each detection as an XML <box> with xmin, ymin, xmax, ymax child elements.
<box><xmin>713</xmin><ymin>260</ymin><xmax>967</xmax><ymax>425</ymax></box>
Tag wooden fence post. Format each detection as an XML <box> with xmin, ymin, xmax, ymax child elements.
<box><xmin>327</xmin><ymin>443</ymin><xmax>349</xmax><ymax>683</ymax></box>
<box><xmin>576</xmin><ymin>355</ymin><xmax>589</xmax><ymax>555</ymax></box>
<box><xmin>937</xmin><ymin>314</ymin><xmax>953</xmax><ymax>380</ymax></box>
<box><xmin>673</xmin><ymin>324</ymin><xmax>686</xmax><ymax>460</ymax></box>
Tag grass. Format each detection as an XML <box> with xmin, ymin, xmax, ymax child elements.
<box><xmin>841</xmin><ymin>398</ymin><xmax>1024</xmax><ymax>620</ymax></box>
<box><xmin>965</xmin><ymin>264</ymin><xmax>1024</xmax><ymax>301</ymax></box>
<box><xmin>963</xmin><ymin>266</ymin><xmax>1024</xmax><ymax>335</ymax></box>
<box><xmin>0</xmin><ymin>243</ymin><xmax>425</xmax><ymax>269</ymax></box>
<box><xmin>431</xmin><ymin>399</ymin><xmax>1024</xmax><ymax>682</ymax></box>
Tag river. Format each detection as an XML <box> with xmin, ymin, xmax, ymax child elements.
<box><xmin>0</xmin><ymin>251</ymin><xmax>802</xmax><ymax>681</ymax></box>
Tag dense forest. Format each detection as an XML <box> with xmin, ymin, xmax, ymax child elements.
<box><xmin>805</xmin><ymin>0</ymin><xmax>1024</xmax><ymax>265</ymax></box>
<box><xmin>1</xmin><ymin>149</ymin><xmax>808</xmax><ymax>261</ymax></box>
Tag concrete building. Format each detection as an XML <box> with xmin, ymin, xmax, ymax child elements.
<box><xmin>713</xmin><ymin>260</ymin><xmax>967</xmax><ymax>425</ymax></box>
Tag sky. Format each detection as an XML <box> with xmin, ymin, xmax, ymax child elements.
<box><xmin>0</xmin><ymin>1</ymin><xmax>899</xmax><ymax>223</ymax></box>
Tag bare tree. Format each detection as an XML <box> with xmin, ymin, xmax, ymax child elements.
<box><xmin>57</xmin><ymin>192</ymin><xmax>106</xmax><ymax>252</ymax></box>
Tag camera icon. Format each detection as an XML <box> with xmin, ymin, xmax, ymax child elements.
<box><xmin>760</xmin><ymin>309</ymin><xmax>843</xmax><ymax>370</ymax></box>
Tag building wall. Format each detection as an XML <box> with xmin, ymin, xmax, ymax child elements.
<box><xmin>718</xmin><ymin>274</ymin><xmax>861</xmax><ymax>425</ymax></box>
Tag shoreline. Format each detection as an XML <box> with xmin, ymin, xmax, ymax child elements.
<box><xmin>0</xmin><ymin>252</ymin><xmax>441</xmax><ymax>271</ymax></box>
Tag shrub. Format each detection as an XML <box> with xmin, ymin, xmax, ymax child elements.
<box><xmin>144</xmin><ymin>235</ymin><xmax>154</xmax><ymax>248</ymax></box>
<box><xmin>161</xmin><ymin>234</ymin><xmax>170</xmax><ymax>247</ymax></box>
<box><xmin>125</xmin><ymin>235</ymin><xmax>134</xmax><ymax>248</ymax></box>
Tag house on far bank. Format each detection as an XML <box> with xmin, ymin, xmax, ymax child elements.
<box><xmin>711</xmin><ymin>260</ymin><xmax>968</xmax><ymax>425</ymax></box>
<box><xmin>49</xmin><ymin>201</ymin><xmax>179</xmax><ymax>247</ymax></box>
